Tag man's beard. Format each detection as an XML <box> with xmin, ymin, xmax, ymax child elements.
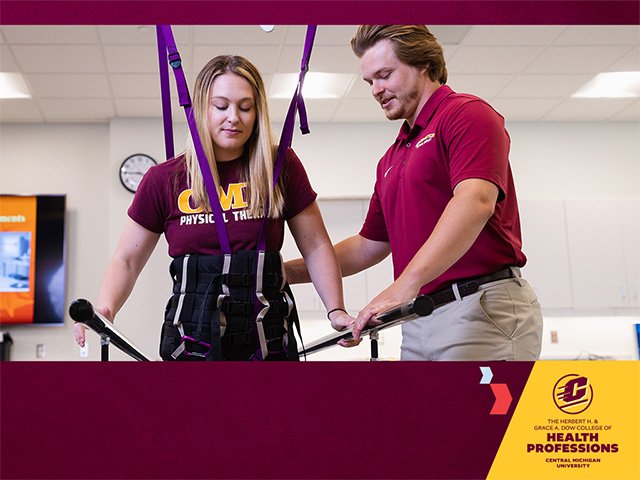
<box><xmin>381</xmin><ymin>86</ymin><xmax>420</xmax><ymax>121</ymax></box>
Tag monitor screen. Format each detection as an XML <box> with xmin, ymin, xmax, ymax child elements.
<box><xmin>0</xmin><ymin>195</ymin><xmax>66</xmax><ymax>326</ymax></box>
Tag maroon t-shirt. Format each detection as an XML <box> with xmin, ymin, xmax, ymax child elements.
<box><xmin>360</xmin><ymin>85</ymin><xmax>526</xmax><ymax>294</ymax></box>
<box><xmin>128</xmin><ymin>149</ymin><xmax>317</xmax><ymax>257</ymax></box>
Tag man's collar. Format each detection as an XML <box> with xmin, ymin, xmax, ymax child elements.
<box><xmin>397</xmin><ymin>84</ymin><xmax>454</xmax><ymax>141</ymax></box>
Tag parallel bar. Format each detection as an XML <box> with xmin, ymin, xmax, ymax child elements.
<box><xmin>299</xmin><ymin>294</ymin><xmax>435</xmax><ymax>356</ymax></box>
<box><xmin>69</xmin><ymin>299</ymin><xmax>151</xmax><ymax>362</ymax></box>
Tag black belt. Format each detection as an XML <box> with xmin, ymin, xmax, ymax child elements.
<box><xmin>430</xmin><ymin>267</ymin><xmax>518</xmax><ymax>309</ymax></box>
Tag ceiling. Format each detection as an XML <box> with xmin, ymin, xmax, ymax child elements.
<box><xmin>0</xmin><ymin>24</ymin><xmax>639</xmax><ymax>124</ymax></box>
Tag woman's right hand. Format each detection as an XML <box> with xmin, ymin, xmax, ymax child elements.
<box><xmin>328</xmin><ymin>310</ymin><xmax>363</xmax><ymax>348</ymax></box>
<box><xmin>73</xmin><ymin>322</ymin><xmax>87</xmax><ymax>347</ymax></box>
<box><xmin>73</xmin><ymin>306</ymin><xmax>113</xmax><ymax>347</ymax></box>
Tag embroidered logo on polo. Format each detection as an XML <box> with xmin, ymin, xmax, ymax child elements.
<box><xmin>415</xmin><ymin>133</ymin><xmax>435</xmax><ymax>149</ymax></box>
<box><xmin>177</xmin><ymin>183</ymin><xmax>262</xmax><ymax>226</ymax></box>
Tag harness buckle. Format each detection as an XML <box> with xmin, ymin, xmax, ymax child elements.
<box><xmin>168</xmin><ymin>52</ymin><xmax>182</xmax><ymax>69</ymax></box>
<box><xmin>180</xmin><ymin>335</ymin><xmax>211</xmax><ymax>358</ymax></box>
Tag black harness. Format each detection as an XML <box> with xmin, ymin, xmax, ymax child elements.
<box><xmin>160</xmin><ymin>251</ymin><xmax>301</xmax><ymax>361</ymax></box>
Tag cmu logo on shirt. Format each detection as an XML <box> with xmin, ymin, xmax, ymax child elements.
<box><xmin>415</xmin><ymin>133</ymin><xmax>435</xmax><ymax>149</ymax></box>
<box><xmin>177</xmin><ymin>183</ymin><xmax>247</xmax><ymax>214</ymax></box>
<box><xmin>177</xmin><ymin>183</ymin><xmax>260</xmax><ymax>226</ymax></box>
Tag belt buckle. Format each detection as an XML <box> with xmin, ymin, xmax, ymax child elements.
<box><xmin>180</xmin><ymin>335</ymin><xmax>211</xmax><ymax>358</ymax></box>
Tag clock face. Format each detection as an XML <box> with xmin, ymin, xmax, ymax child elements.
<box><xmin>119</xmin><ymin>154</ymin><xmax>157</xmax><ymax>193</ymax></box>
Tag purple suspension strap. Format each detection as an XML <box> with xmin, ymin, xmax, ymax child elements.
<box><xmin>156</xmin><ymin>25</ymin><xmax>317</xmax><ymax>255</ymax></box>
<box><xmin>156</xmin><ymin>24</ymin><xmax>232</xmax><ymax>254</ymax></box>
<box><xmin>156</xmin><ymin>27</ymin><xmax>174</xmax><ymax>161</ymax></box>
<box><xmin>256</xmin><ymin>25</ymin><xmax>316</xmax><ymax>251</ymax></box>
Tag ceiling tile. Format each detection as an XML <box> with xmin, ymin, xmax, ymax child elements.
<box><xmin>269</xmin><ymin>98</ymin><xmax>339</xmax><ymax>123</ymax></box>
<box><xmin>605</xmin><ymin>47</ymin><xmax>640</xmax><ymax>71</ymax></box>
<box><xmin>542</xmin><ymin>97</ymin><xmax>637</xmax><ymax>121</ymax></box>
<box><xmin>283</xmin><ymin>26</ymin><xmax>470</xmax><ymax>47</ymax></box>
<box><xmin>490</xmin><ymin>98</ymin><xmax>561</xmax><ymax>121</ymax></box>
<box><xmin>192</xmin><ymin>45</ymin><xmax>280</xmax><ymax>74</ymax></box>
<box><xmin>0</xmin><ymin>99</ymin><xmax>44</xmax><ymax>122</ymax></box>
<box><xmin>462</xmin><ymin>26</ymin><xmax>565</xmax><ymax>46</ymax></box>
<box><xmin>115</xmin><ymin>98</ymin><xmax>163</xmax><ymax>117</ymax></box>
<box><xmin>285</xmin><ymin>26</ymin><xmax>356</xmax><ymax>46</ymax></box>
<box><xmin>110</xmin><ymin>74</ymin><xmax>162</xmax><ymax>98</ymax></box>
<box><xmin>346</xmin><ymin>77</ymin><xmax>373</xmax><ymax>99</ymax></box>
<box><xmin>496</xmin><ymin>74</ymin><xmax>594</xmax><ymax>98</ymax></box>
<box><xmin>447</xmin><ymin>46</ymin><xmax>544</xmax><ymax>74</ymax></box>
<box><xmin>447</xmin><ymin>75</ymin><xmax>514</xmax><ymax>99</ymax></box>
<box><xmin>429</xmin><ymin>26</ymin><xmax>473</xmax><ymax>45</ymax></box>
<box><xmin>104</xmin><ymin>45</ymin><xmax>168</xmax><ymax>73</ymax></box>
<box><xmin>1</xmin><ymin>26</ymin><xmax>100</xmax><ymax>44</ymax></box>
<box><xmin>99</xmin><ymin>25</ymin><xmax>190</xmax><ymax>45</ymax></box>
<box><xmin>278</xmin><ymin>45</ymin><xmax>359</xmax><ymax>73</ymax></box>
<box><xmin>26</xmin><ymin>74</ymin><xmax>111</xmax><ymax>98</ymax></box>
<box><xmin>332</xmin><ymin>98</ymin><xmax>390</xmax><ymax>122</ymax></box>
<box><xmin>99</xmin><ymin>26</ymin><xmax>156</xmax><ymax>45</ymax></box>
<box><xmin>609</xmin><ymin>100</ymin><xmax>640</xmax><ymax>121</ymax></box>
<box><xmin>194</xmin><ymin>25</ymin><xmax>286</xmax><ymax>45</ymax></box>
<box><xmin>524</xmin><ymin>46</ymin><xmax>634</xmax><ymax>74</ymax></box>
<box><xmin>0</xmin><ymin>26</ymin><xmax>639</xmax><ymax>125</ymax></box>
<box><xmin>12</xmin><ymin>45</ymin><xmax>106</xmax><ymax>73</ymax></box>
<box><xmin>0</xmin><ymin>46</ymin><xmax>19</xmax><ymax>71</ymax></box>
<box><xmin>553</xmin><ymin>26</ymin><xmax>640</xmax><ymax>46</ymax></box>
<box><xmin>39</xmin><ymin>99</ymin><xmax>115</xmax><ymax>122</ymax></box>
<box><xmin>442</xmin><ymin>44</ymin><xmax>459</xmax><ymax>61</ymax></box>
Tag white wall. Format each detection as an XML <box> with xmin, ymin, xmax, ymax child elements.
<box><xmin>0</xmin><ymin>124</ymin><xmax>110</xmax><ymax>360</ymax></box>
<box><xmin>0</xmin><ymin>120</ymin><xmax>638</xmax><ymax>360</ymax></box>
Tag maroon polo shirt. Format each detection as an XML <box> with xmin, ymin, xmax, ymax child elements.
<box><xmin>128</xmin><ymin>148</ymin><xmax>317</xmax><ymax>257</ymax></box>
<box><xmin>360</xmin><ymin>85</ymin><xmax>526</xmax><ymax>294</ymax></box>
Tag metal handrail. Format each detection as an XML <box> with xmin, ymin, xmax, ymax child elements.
<box><xmin>298</xmin><ymin>294</ymin><xmax>435</xmax><ymax>357</ymax></box>
<box><xmin>69</xmin><ymin>299</ymin><xmax>151</xmax><ymax>361</ymax></box>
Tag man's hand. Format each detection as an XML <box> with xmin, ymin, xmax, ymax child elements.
<box><xmin>353</xmin><ymin>278</ymin><xmax>420</xmax><ymax>340</ymax></box>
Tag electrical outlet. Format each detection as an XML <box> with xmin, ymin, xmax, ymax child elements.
<box><xmin>36</xmin><ymin>343</ymin><xmax>46</xmax><ymax>358</ymax></box>
<box><xmin>550</xmin><ymin>331</ymin><xmax>558</xmax><ymax>344</ymax></box>
<box><xmin>80</xmin><ymin>342</ymin><xmax>89</xmax><ymax>358</ymax></box>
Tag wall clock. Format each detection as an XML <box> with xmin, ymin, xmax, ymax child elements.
<box><xmin>119</xmin><ymin>153</ymin><xmax>157</xmax><ymax>193</ymax></box>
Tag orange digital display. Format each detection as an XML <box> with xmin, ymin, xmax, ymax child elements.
<box><xmin>0</xmin><ymin>196</ymin><xmax>37</xmax><ymax>324</ymax></box>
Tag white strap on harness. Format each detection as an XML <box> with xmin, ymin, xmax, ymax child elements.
<box><xmin>278</xmin><ymin>251</ymin><xmax>287</xmax><ymax>290</ymax></box>
<box><xmin>171</xmin><ymin>254</ymin><xmax>191</xmax><ymax>359</ymax></box>
<box><xmin>279</xmin><ymin>252</ymin><xmax>293</xmax><ymax>334</ymax></box>
<box><xmin>216</xmin><ymin>254</ymin><xmax>232</xmax><ymax>337</ymax></box>
<box><xmin>254</xmin><ymin>251</ymin><xmax>270</xmax><ymax>359</ymax></box>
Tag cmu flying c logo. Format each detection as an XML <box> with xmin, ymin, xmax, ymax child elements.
<box><xmin>553</xmin><ymin>374</ymin><xmax>594</xmax><ymax>414</ymax></box>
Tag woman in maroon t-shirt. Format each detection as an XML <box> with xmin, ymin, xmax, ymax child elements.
<box><xmin>74</xmin><ymin>55</ymin><xmax>356</xmax><ymax>360</ymax></box>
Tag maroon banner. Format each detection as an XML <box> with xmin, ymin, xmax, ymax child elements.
<box><xmin>1</xmin><ymin>362</ymin><xmax>533</xmax><ymax>479</ymax></box>
<box><xmin>0</xmin><ymin>0</ymin><xmax>638</xmax><ymax>25</ymax></box>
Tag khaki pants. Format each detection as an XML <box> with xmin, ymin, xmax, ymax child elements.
<box><xmin>400</xmin><ymin>274</ymin><xmax>543</xmax><ymax>361</ymax></box>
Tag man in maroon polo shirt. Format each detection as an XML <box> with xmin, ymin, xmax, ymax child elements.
<box><xmin>287</xmin><ymin>25</ymin><xmax>542</xmax><ymax>360</ymax></box>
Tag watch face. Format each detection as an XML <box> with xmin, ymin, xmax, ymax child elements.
<box><xmin>119</xmin><ymin>154</ymin><xmax>157</xmax><ymax>193</ymax></box>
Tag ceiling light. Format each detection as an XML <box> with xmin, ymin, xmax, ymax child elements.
<box><xmin>270</xmin><ymin>73</ymin><xmax>355</xmax><ymax>99</ymax></box>
<box><xmin>260</xmin><ymin>25</ymin><xmax>275</xmax><ymax>33</ymax></box>
<box><xmin>572</xmin><ymin>72</ymin><xmax>640</xmax><ymax>98</ymax></box>
<box><xmin>0</xmin><ymin>73</ymin><xmax>31</xmax><ymax>99</ymax></box>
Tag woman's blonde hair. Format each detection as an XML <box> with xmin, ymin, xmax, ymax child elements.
<box><xmin>184</xmin><ymin>55</ymin><xmax>284</xmax><ymax>218</ymax></box>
